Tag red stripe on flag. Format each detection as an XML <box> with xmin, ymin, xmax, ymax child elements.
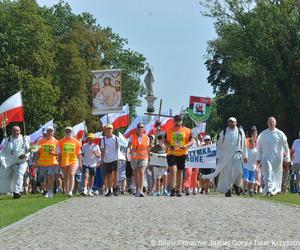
<box><xmin>112</xmin><ymin>114</ymin><xmax>129</xmax><ymax>130</ymax></box>
<box><xmin>0</xmin><ymin>106</ymin><xmax>24</xmax><ymax>127</ymax></box>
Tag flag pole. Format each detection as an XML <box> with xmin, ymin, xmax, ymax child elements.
<box><xmin>20</xmin><ymin>91</ymin><xmax>27</xmax><ymax>135</ymax></box>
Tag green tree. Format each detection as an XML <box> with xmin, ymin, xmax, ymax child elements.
<box><xmin>202</xmin><ymin>0</ymin><xmax>300</xmax><ymax>141</ymax></box>
<box><xmin>0</xmin><ymin>0</ymin><xmax>59</xmax><ymax>133</ymax></box>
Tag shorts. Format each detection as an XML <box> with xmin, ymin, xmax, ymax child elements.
<box><xmin>153</xmin><ymin>166</ymin><xmax>168</xmax><ymax>179</ymax></box>
<box><xmin>103</xmin><ymin>161</ymin><xmax>118</xmax><ymax>175</ymax></box>
<box><xmin>167</xmin><ymin>155</ymin><xmax>186</xmax><ymax>170</ymax></box>
<box><xmin>130</xmin><ymin>159</ymin><xmax>148</xmax><ymax>170</ymax></box>
<box><xmin>243</xmin><ymin>168</ymin><xmax>256</xmax><ymax>184</ymax></box>
<box><xmin>38</xmin><ymin>166</ymin><xmax>60</xmax><ymax>179</ymax></box>
<box><xmin>199</xmin><ymin>168</ymin><xmax>214</xmax><ymax>175</ymax></box>
<box><xmin>82</xmin><ymin>165</ymin><xmax>96</xmax><ymax>176</ymax></box>
<box><xmin>118</xmin><ymin>160</ymin><xmax>127</xmax><ymax>181</ymax></box>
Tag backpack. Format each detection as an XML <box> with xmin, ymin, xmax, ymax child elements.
<box><xmin>217</xmin><ymin>127</ymin><xmax>243</xmax><ymax>148</ymax></box>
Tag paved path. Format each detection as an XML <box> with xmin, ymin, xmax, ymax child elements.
<box><xmin>0</xmin><ymin>194</ymin><xmax>300</xmax><ymax>249</ymax></box>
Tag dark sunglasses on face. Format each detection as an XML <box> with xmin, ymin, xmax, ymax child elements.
<box><xmin>65</xmin><ymin>130</ymin><xmax>72</xmax><ymax>133</ymax></box>
<box><xmin>138</xmin><ymin>126</ymin><xmax>144</xmax><ymax>129</ymax></box>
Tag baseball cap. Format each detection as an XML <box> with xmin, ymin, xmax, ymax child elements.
<box><xmin>87</xmin><ymin>133</ymin><xmax>95</xmax><ymax>139</ymax></box>
<box><xmin>47</xmin><ymin>126</ymin><xmax>54</xmax><ymax>131</ymax></box>
<box><xmin>203</xmin><ymin>135</ymin><xmax>211</xmax><ymax>141</ymax></box>
<box><xmin>106</xmin><ymin>124</ymin><xmax>113</xmax><ymax>129</ymax></box>
<box><xmin>227</xmin><ymin>117</ymin><xmax>237</xmax><ymax>122</ymax></box>
<box><xmin>42</xmin><ymin>128</ymin><xmax>47</xmax><ymax>134</ymax></box>
<box><xmin>65</xmin><ymin>126</ymin><xmax>72</xmax><ymax>131</ymax></box>
<box><xmin>174</xmin><ymin>115</ymin><xmax>182</xmax><ymax>121</ymax></box>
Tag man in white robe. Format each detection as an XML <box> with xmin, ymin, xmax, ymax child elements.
<box><xmin>206</xmin><ymin>117</ymin><xmax>248</xmax><ymax>197</ymax></box>
<box><xmin>257</xmin><ymin>117</ymin><xmax>290</xmax><ymax>196</ymax></box>
<box><xmin>0</xmin><ymin>126</ymin><xmax>29</xmax><ymax>198</ymax></box>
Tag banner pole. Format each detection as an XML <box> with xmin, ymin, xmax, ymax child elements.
<box><xmin>20</xmin><ymin>91</ymin><xmax>27</xmax><ymax>135</ymax></box>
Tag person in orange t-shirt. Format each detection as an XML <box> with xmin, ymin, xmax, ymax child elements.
<box><xmin>35</xmin><ymin>126</ymin><xmax>59</xmax><ymax>198</ymax></box>
<box><xmin>165</xmin><ymin>115</ymin><xmax>194</xmax><ymax>197</ymax></box>
<box><xmin>57</xmin><ymin>126</ymin><xmax>82</xmax><ymax>197</ymax></box>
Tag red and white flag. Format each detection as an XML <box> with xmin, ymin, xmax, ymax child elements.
<box><xmin>72</xmin><ymin>121</ymin><xmax>87</xmax><ymax>140</ymax></box>
<box><xmin>147</xmin><ymin>111</ymin><xmax>180</xmax><ymax>135</ymax></box>
<box><xmin>29</xmin><ymin>119</ymin><xmax>54</xmax><ymax>143</ymax></box>
<box><xmin>0</xmin><ymin>92</ymin><xmax>24</xmax><ymax>127</ymax></box>
<box><xmin>100</xmin><ymin>104</ymin><xmax>129</xmax><ymax>130</ymax></box>
<box><xmin>192</xmin><ymin>123</ymin><xmax>206</xmax><ymax>137</ymax></box>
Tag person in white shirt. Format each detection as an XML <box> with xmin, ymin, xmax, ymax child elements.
<box><xmin>100</xmin><ymin>124</ymin><xmax>119</xmax><ymax>196</ymax></box>
<box><xmin>257</xmin><ymin>117</ymin><xmax>290</xmax><ymax>196</ymax></box>
<box><xmin>81</xmin><ymin>133</ymin><xmax>101</xmax><ymax>196</ymax></box>
<box><xmin>243</xmin><ymin>127</ymin><xmax>259</xmax><ymax>196</ymax></box>
<box><xmin>290</xmin><ymin>131</ymin><xmax>300</xmax><ymax>195</ymax></box>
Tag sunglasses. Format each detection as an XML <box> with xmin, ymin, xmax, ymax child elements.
<box><xmin>138</xmin><ymin>126</ymin><xmax>144</xmax><ymax>129</ymax></box>
<box><xmin>174</xmin><ymin>119</ymin><xmax>182</xmax><ymax>122</ymax></box>
<box><xmin>65</xmin><ymin>130</ymin><xmax>72</xmax><ymax>133</ymax></box>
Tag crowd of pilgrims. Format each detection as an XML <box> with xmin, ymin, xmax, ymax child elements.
<box><xmin>1</xmin><ymin>115</ymin><xmax>299</xmax><ymax>199</ymax></box>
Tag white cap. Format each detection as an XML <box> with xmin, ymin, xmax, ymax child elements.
<box><xmin>65</xmin><ymin>126</ymin><xmax>72</xmax><ymax>131</ymax></box>
<box><xmin>203</xmin><ymin>135</ymin><xmax>211</xmax><ymax>141</ymax></box>
<box><xmin>47</xmin><ymin>126</ymin><xmax>54</xmax><ymax>131</ymax></box>
<box><xmin>227</xmin><ymin>117</ymin><xmax>237</xmax><ymax>122</ymax></box>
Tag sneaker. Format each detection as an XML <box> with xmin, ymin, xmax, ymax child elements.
<box><xmin>185</xmin><ymin>189</ymin><xmax>190</xmax><ymax>196</ymax></box>
<box><xmin>225</xmin><ymin>190</ymin><xmax>231</xmax><ymax>197</ymax></box>
<box><xmin>176</xmin><ymin>191</ymin><xmax>182</xmax><ymax>197</ymax></box>
<box><xmin>170</xmin><ymin>189</ymin><xmax>176</xmax><ymax>197</ymax></box>
<box><xmin>67</xmin><ymin>192</ymin><xmax>73</xmax><ymax>197</ymax></box>
<box><xmin>192</xmin><ymin>189</ymin><xmax>197</xmax><ymax>195</ymax></box>
<box><xmin>154</xmin><ymin>192</ymin><xmax>161</xmax><ymax>196</ymax></box>
<box><xmin>121</xmin><ymin>191</ymin><xmax>125</xmax><ymax>195</ymax></box>
<box><xmin>81</xmin><ymin>191</ymin><xmax>88</xmax><ymax>196</ymax></box>
<box><xmin>113</xmin><ymin>190</ymin><xmax>118</xmax><ymax>196</ymax></box>
<box><xmin>162</xmin><ymin>190</ymin><xmax>169</xmax><ymax>196</ymax></box>
<box><xmin>93</xmin><ymin>190</ymin><xmax>99</xmax><ymax>195</ymax></box>
<box><xmin>134</xmin><ymin>191</ymin><xmax>140</xmax><ymax>197</ymax></box>
<box><xmin>88</xmin><ymin>190</ymin><xmax>94</xmax><ymax>197</ymax></box>
<box><xmin>45</xmin><ymin>192</ymin><xmax>53</xmax><ymax>198</ymax></box>
<box><xmin>233</xmin><ymin>185</ymin><xmax>241</xmax><ymax>196</ymax></box>
<box><xmin>105</xmin><ymin>191</ymin><xmax>112</xmax><ymax>197</ymax></box>
<box><xmin>139</xmin><ymin>192</ymin><xmax>145</xmax><ymax>197</ymax></box>
<box><xmin>200</xmin><ymin>189</ymin><xmax>204</xmax><ymax>194</ymax></box>
<box><xmin>13</xmin><ymin>192</ymin><xmax>21</xmax><ymax>199</ymax></box>
<box><xmin>205</xmin><ymin>190</ymin><xmax>209</xmax><ymax>195</ymax></box>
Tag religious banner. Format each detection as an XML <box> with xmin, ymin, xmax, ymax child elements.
<box><xmin>188</xmin><ymin>96</ymin><xmax>212</xmax><ymax>123</ymax></box>
<box><xmin>186</xmin><ymin>144</ymin><xmax>217</xmax><ymax>169</ymax></box>
<box><xmin>92</xmin><ymin>69</ymin><xmax>122</xmax><ymax>115</ymax></box>
<box><xmin>149</xmin><ymin>152</ymin><xmax>168</xmax><ymax>167</ymax></box>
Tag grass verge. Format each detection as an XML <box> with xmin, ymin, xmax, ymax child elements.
<box><xmin>249</xmin><ymin>193</ymin><xmax>300</xmax><ymax>207</ymax></box>
<box><xmin>0</xmin><ymin>193</ymin><xmax>67</xmax><ymax>229</ymax></box>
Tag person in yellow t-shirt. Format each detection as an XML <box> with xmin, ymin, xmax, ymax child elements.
<box><xmin>57</xmin><ymin>126</ymin><xmax>82</xmax><ymax>197</ymax></box>
<box><xmin>165</xmin><ymin>115</ymin><xmax>194</xmax><ymax>197</ymax></box>
<box><xmin>35</xmin><ymin>126</ymin><xmax>59</xmax><ymax>198</ymax></box>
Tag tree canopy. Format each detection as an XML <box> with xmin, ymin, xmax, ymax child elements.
<box><xmin>202</xmin><ymin>0</ymin><xmax>300</xmax><ymax>142</ymax></box>
<box><xmin>0</xmin><ymin>0</ymin><xmax>147</xmax><ymax>136</ymax></box>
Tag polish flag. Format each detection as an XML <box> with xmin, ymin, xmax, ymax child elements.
<box><xmin>72</xmin><ymin>121</ymin><xmax>87</xmax><ymax>140</ymax></box>
<box><xmin>29</xmin><ymin>119</ymin><xmax>54</xmax><ymax>143</ymax></box>
<box><xmin>0</xmin><ymin>92</ymin><xmax>24</xmax><ymax>127</ymax></box>
<box><xmin>147</xmin><ymin>111</ymin><xmax>180</xmax><ymax>135</ymax></box>
<box><xmin>93</xmin><ymin>132</ymin><xmax>103</xmax><ymax>145</ymax></box>
<box><xmin>123</xmin><ymin>116</ymin><xmax>148</xmax><ymax>138</ymax></box>
<box><xmin>100</xmin><ymin>104</ymin><xmax>129</xmax><ymax>130</ymax></box>
<box><xmin>192</xmin><ymin>123</ymin><xmax>206</xmax><ymax>137</ymax></box>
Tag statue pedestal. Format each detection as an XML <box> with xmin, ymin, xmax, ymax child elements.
<box><xmin>145</xmin><ymin>95</ymin><xmax>157</xmax><ymax>121</ymax></box>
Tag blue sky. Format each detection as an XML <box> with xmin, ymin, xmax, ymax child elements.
<box><xmin>37</xmin><ymin>0</ymin><xmax>216</xmax><ymax>115</ymax></box>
